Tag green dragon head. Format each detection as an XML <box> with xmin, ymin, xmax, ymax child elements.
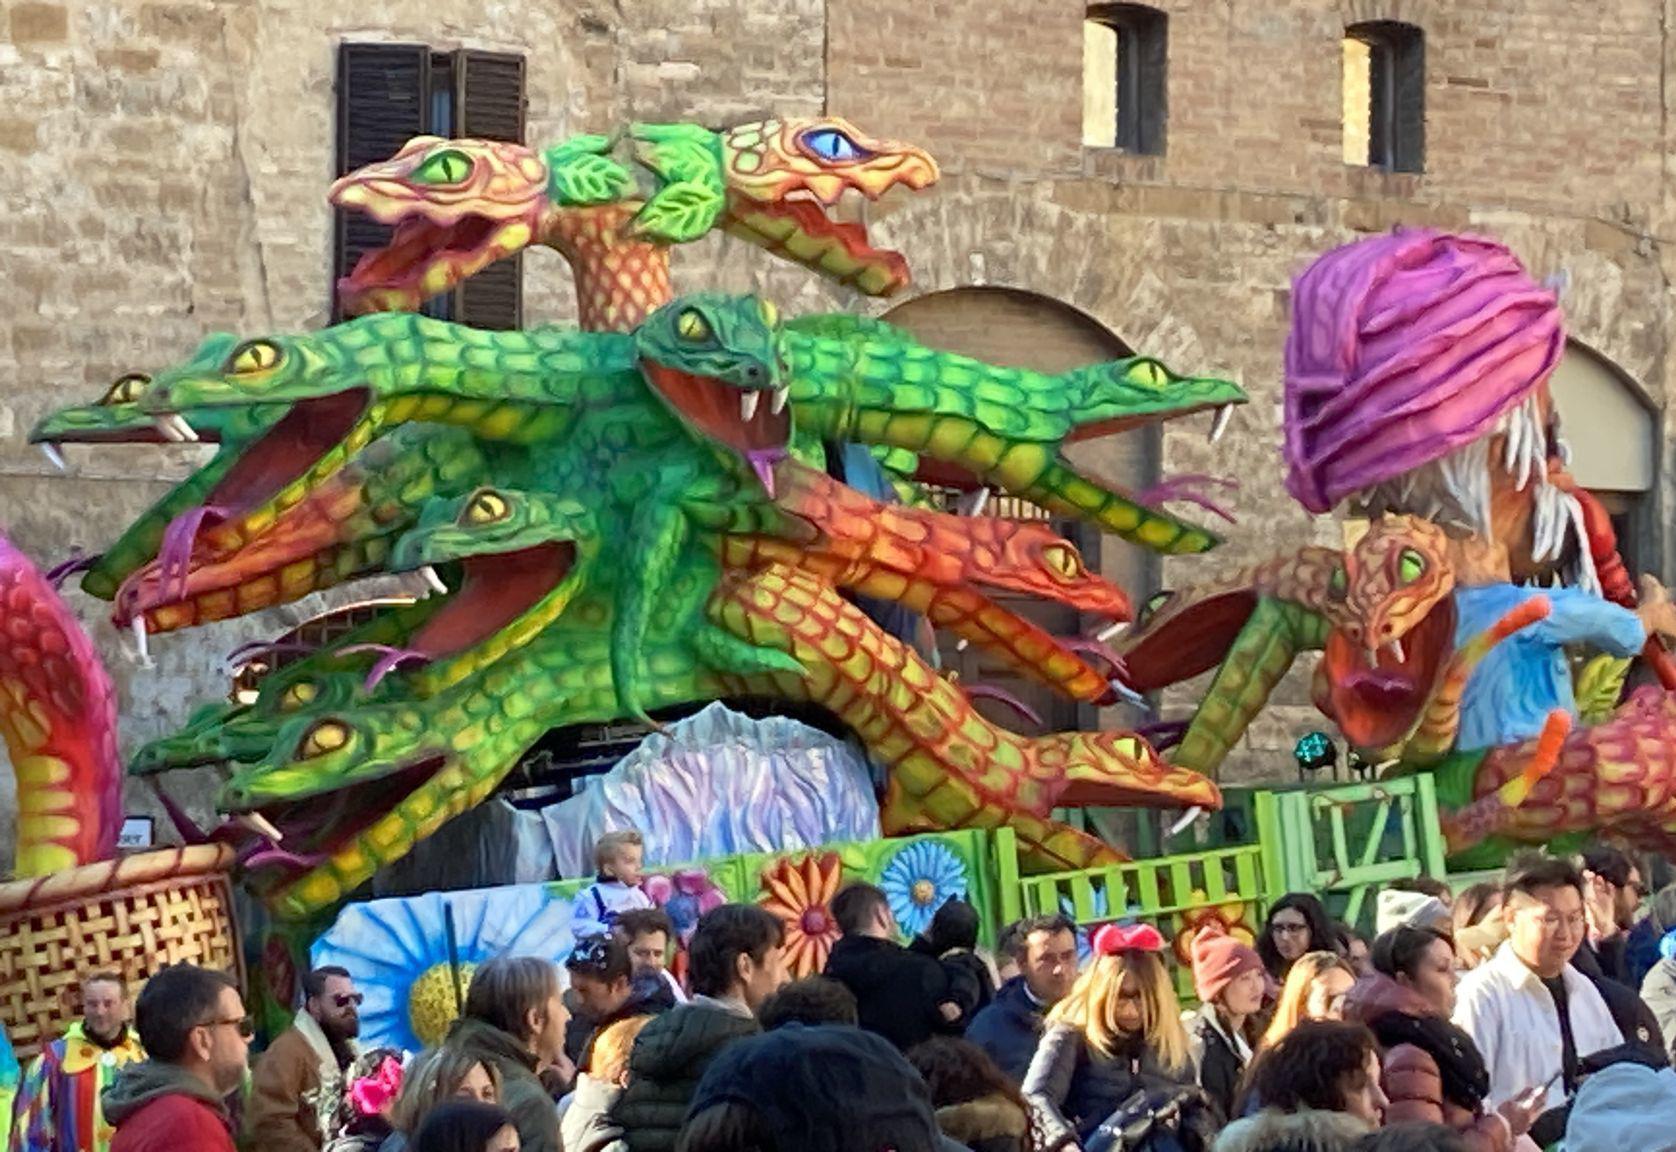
<box><xmin>329</xmin><ymin>117</ymin><xmax>939</xmax><ymax>315</ymax></box>
<box><xmin>28</xmin><ymin>342</ymin><xmax>287</xmax><ymax>599</ymax></box>
<box><xmin>635</xmin><ymin>293</ymin><xmax>791</xmax><ymax>495</ymax></box>
<box><xmin>383</xmin><ymin>487</ymin><xmax>601</xmax><ymax>688</ymax></box>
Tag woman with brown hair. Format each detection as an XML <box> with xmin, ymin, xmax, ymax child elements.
<box><xmin>1021</xmin><ymin>924</ymin><xmax>1198</xmax><ymax>1149</ymax></box>
<box><xmin>380</xmin><ymin>1048</ymin><xmax>500</xmax><ymax>1152</ymax></box>
<box><xmin>1340</xmin><ymin>927</ymin><xmax>1539</xmax><ymax>1151</ymax></box>
<box><xmin>906</xmin><ymin>1037</ymin><xmax>1038</xmax><ymax>1152</ymax></box>
<box><xmin>1260</xmin><ymin>952</ymin><xmax>1357</xmax><ymax>1050</ymax></box>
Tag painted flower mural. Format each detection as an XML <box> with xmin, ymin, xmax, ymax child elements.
<box><xmin>643</xmin><ymin>869</ymin><xmax>726</xmax><ymax>944</ymax></box>
<box><xmin>1171</xmin><ymin>891</ymin><xmax>1259</xmax><ymax>969</ymax></box>
<box><xmin>879</xmin><ymin>840</ymin><xmax>969</xmax><ymax>938</ymax></box>
<box><xmin>757</xmin><ymin>851</ymin><xmax>844</xmax><ymax>977</ymax></box>
<box><xmin>313</xmin><ymin>883</ymin><xmax>575</xmax><ymax>1052</ymax></box>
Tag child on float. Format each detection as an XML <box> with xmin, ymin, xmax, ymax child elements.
<box><xmin>569</xmin><ymin>829</ymin><xmax>652</xmax><ymax>941</ymax></box>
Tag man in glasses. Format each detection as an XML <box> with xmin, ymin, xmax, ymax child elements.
<box><xmin>12</xmin><ymin>971</ymin><xmax>144</xmax><ymax>1152</ymax></box>
<box><xmin>1454</xmin><ymin>854</ymin><xmax>1624</xmax><ymax>1145</ymax></box>
<box><xmin>1577</xmin><ymin>846</ymin><xmax>1646</xmax><ymax>984</ymax></box>
<box><xmin>105</xmin><ymin>964</ymin><xmax>250</xmax><ymax>1152</ymax></box>
<box><xmin>246</xmin><ymin>966</ymin><xmax>361</xmax><ymax>1152</ymax></box>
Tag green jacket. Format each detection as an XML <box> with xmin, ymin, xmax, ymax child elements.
<box><xmin>610</xmin><ymin>1003</ymin><xmax>759</xmax><ymax>1152</ymax></box>
<box><xmin>444</xmin><ymin>1018</ymin><xmax>560</xmax><ymax>1152</ymax></box>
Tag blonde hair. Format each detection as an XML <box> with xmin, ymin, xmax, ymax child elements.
<box><xmin>595</xmin><ymin>829</ymin><xmax>644</xmax><ymax>873</ymax></box>
<box><xmin>590</xmin><ymin>1014</ymin><xmax>653</xmax><ymax>1086</ymax></box>
<box><xmin>1045</xmin><ymin>949</ymin><xmax>1189</xmax><ymax>1074</ymax></box>
<box><xmin>390</xmin><ymin>1047</ymin><xmax>499</xmax><ymax>1134</ymax></box>
<box><xmin>1261</xmin><ymin>950</ymin><xmax>1355</xmax><ymax>1049</ymax></box>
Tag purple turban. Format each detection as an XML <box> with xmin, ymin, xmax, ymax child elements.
<box><xmin>1283</xmin><ymin>229</ymin><xmax>1564</xmax><ymax>513</ymax></box>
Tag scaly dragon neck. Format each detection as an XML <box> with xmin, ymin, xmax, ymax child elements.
<box><xmin>545</xmin><ymin>205</ymin><xmax>674</xmax><ymax>332</ymax></box>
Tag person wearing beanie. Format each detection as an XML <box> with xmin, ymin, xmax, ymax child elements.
<box><xmin>1558</xmin><ymin>1062</ymin><xmax>1676</xmax><ymax>1152</ymax></box>
<box><xmin>1376</xmin><ymin>891</ymin><xmax>1453</xmax><ymax>939</ymax></box>
<box><xmin>1186</xmin><ymin>924</ymin><xmax>1269</xmax><ymax>1120</ymax></box>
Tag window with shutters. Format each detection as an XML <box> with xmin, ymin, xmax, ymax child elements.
<box><xmin>1343</xmin><ymin>22</ymin><xmax>1424</xmax><ymax>173</ymax></box>
<box><xmin>1082</xmin><ymin>4</ymin><xmax>1167</xmax><ymax>155</ymax></box>
<box><xmin>333</xmin><ymin>44</ymin><xmax>526</xmax><ymax>328</ymax></box>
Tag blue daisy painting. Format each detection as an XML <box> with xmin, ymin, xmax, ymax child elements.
<box><xmin>880</xmin><ymin>839</ymin><xmax>970</xmax><ymax>938</ymax></box>
<box><xmin>312</xmin><ymin>883</ymin><xmax>576</xmax><ymax>1052</ymax></box>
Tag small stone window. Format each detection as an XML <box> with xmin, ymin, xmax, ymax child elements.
<box><xmin>1083</xmin><ymin>4</ymin><xmax>1168</xmax><ymax>155</ymax></box>
<box><xmin>1343</xmin><ymin>21</ymin><xmax>1425</xmax><ymax>172</ymax></box>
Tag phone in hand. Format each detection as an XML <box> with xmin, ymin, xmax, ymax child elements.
<box><xmin>1516</xmin><ymin>1070</ymin><xmax>1564</xmax><ymax>1109</ymax></box>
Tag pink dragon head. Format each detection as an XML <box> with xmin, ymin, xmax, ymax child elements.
<box><xmin>1283</xmin><ymin>229</ymin><xmax>1564</xmax><ymax>514</ymax></box>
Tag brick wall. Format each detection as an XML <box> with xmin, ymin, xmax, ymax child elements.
<box><xmin>3</xmin><ymin>0</ymin><xmax>1673</xmax><ymax>860</ymax></box>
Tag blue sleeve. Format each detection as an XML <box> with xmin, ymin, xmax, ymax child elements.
<box><xmin>1532</xmin><ymin>588</ymin><xmax>1645</xmax><ymax>654</ymax></box>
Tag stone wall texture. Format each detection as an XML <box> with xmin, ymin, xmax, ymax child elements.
<box><xmin>4</xmin><ymin>0</ymin><xmax>1675</xmax><ymax>863</ymax></box>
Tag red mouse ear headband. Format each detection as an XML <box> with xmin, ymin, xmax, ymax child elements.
<box><xmin>1091</xmin><ymin>922</ymin><xmax>1166</xmax><ymax>957</ymax></box>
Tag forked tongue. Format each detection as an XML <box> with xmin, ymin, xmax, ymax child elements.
<box><xmin>747</xmin><ymin>450</ymin><xmax>784</xmax><ymax>498</ymax></box>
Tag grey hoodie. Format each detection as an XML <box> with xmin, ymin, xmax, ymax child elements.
<box><xmin>101</xmin><ymin>1059</ymin><xmax>230</xmax><ymax>1126</ymax></box>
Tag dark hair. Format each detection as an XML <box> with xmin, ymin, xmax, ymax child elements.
<box><xmin>999</xmin><ymin>915</ymin><xmax>1076</xmax><ymax>962</ymax></box>
<box><xmin>134</xmin><ymin>964</ymin><xmax>238</xmax><ymax>1062</ymax></box>
<box><xmin>1503</xmin><ymin>852</ymin><xmax>1584</xmax><ymax>902</ymax></box>
<box><xmin>1239</xmin><ymin>1020</ymin><xmax>1379</xmax><ymax>1116</ymax></box>
<box><xmin>1579</xmin><ymin>846</ymin><xmax>1635</xmax><ymax>889</ymax></box>
<box><xmin>1370</xmin><ymin>926</ymin><xmax>1449</xmax><ymax>984</ymax></box>
<box><xmin>1334</xmin><ymin>922</ymin><xmax>1366</xmax><ymax>951</ymax></box>
<box><xmin>411</xmin><ymin>1099</ymin><xmax>515</xmax><ymax>1152</ymax></box>
<box><xmin>615</xmin><ymin>908</ymin><xmax>676</xmax><ymax>945</ymax></box>
<box><xmin>1386</xmin><ymin>877</ymin><xmax>1452</xmax><ymax>902</ymax></box>
<box><xmin>924</xmin><ymin>899</ymin><xmax>980</xmax><ymax>954</ymax></box>
<box><xmin>1351</xmin><ymin>1122</ymin><xmax>1473</xmax><ymax>1152</ymax></box>
<box><xmin>303</xmin><ymin>966</ymin><xmax>352</xmax><ymax>1000</ymax></box>
<box><xmin>759</xmin><ymin>977</ymin><xmax>859</xmax><ymax>1030</ymax></box>
<box><xmin>688</xmin><ymin>905</ymin><xmax>785</xmax><ymax>998</ymax></box>
<box><xmin>1258</xmin><ymin>894</ymin><xmax>1338</xmax><ymax>976</ymax></box>
<box><xmin>831</xmin><ymin>882</ymin><xmax>889</xmax><ymax>935</ymax></box>
<box><xmin>675</xmin><ymin>1101</ymin><xmax>775</xmax><ymax>1152</ymax></box>
<box><xmin>1451</xmin><ymin>883</ymin><xmax>1501</xmax><ymax>934</ymax></box>
<box><xmin>566</xmin><ymin>936</ymin><xmax>632</xmax><ymax>985</ymax></box>
<box><xmin>905</xmin><ymin>1037</ymin><xmax>1040</xmax><ymax>1151</ymax></box>
<box><xmin>464</xmin><ymin>956</ymin><xmax>558</xmax><ymax>1042</ymax></box>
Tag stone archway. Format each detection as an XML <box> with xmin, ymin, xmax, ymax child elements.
<box><xmin>882</xmin><ymin>286</ymin><xmax>1161</xmax><ymax>732</ymax></box>
<box><xmin>1550</xmin><ymin>339</ymin><xmax>1660</xmax><ymax>577</ymax></box>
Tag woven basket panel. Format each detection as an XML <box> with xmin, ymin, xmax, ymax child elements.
<box><xmin>0</xmin><ymin>869</ymin><xmax>243</xmax><ymax>1061</ymax></box>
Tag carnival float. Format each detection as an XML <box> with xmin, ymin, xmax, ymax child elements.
<box><xmin>3</xmin><ymin>113</ymin><xmax>1671</xmax><ymax>1051</ymax></box>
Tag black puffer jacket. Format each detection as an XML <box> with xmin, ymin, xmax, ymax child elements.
<box><xmin>1022</xmin><ymin>1023</ymin><xmax>1193</xmax><ymax>1148</ymax></box>
<box><xmin>609</xmin><ymin>1003</ymin><xmax>759</xmax><ymax>1152</ymax></box>
<box><xmin>826</xmin><ymin>934</ymin><xmax>955</xmax><ymax>1051</ymax></box>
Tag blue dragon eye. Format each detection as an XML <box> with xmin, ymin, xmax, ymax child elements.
<box><xmin>801</xmin><ymin>128</ymin><xmax>868</xmax><ymax>162</ymax></box>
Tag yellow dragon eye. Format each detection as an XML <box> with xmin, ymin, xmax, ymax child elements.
<box><xmin>1042</xmin><ymin>544</ymin><xmax>1084</xmax><ymax>581</ymax></box>
<box><xmin>100</xmin><ymin>373</ymin><xmax>151</xmax><ymax>406</ymax></box>
<box><xmin>758</xmin><ymin>299</ymin><xmax>779</xmax><ymax>328</ymax></box>
<box><xmin>462</xmin><ymin>490</ymin><xmax>510</xmax><ymax>525</ymax></box>
<box><xmin>296</xmin><ymin>719</ymin><xmax>350</xmax><ymax>760</ymax></box>
<box><xmin>1138</xmin><ymin>590</ymin><xmax>1171</xmax><ymax>623</ymax></box>
<box><xmin>1329</xmin><ymin>565</ymin><xmax>1348</xmax><ymax>600</ymax></box>
<box><xmin>280</xmin><ymin>681</ymin><xmax>318</xmax><ymax>712</ymax></box>
<box><xmin>412</xmin><ymin>149</ymin><xmax>473</xmax><ymax>186</ymax></box>
<box><xmin>676</xmin><ymin>309</ymin><xmax>712</xmax><ymax>343</ymax></box>
<box><xmin>227</xmin><ymin>340</ymin><xmax>283</xmax><ymax>375</ymax></box>
<box><xmin>1398</xmin><ymin>548</ymin><xmax>1426</xmax><ymax>584</ymax></box>
<box><xmin>1133</xmin><ymin>360</ymin><xmax>1170</xmax><ymax>389</ymax></box>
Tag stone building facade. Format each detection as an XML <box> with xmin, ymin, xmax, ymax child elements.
<box><xmin>3</xmin><ymin>0</ymin><xmax>1674</xmax><ymax>861</ymax></box>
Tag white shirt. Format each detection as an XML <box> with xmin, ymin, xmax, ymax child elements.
<box><xmin>1451</xmin><ymin>941</ymin><xmax>1623</xmax><ymax>1111</ymax></box>
<box><xmin>569</xmin><ymin>878</ymin><xmax>653</xmax><ymax>940</ymax></box>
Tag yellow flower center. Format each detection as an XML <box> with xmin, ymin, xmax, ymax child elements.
<box><xmin>911</xmin><ymin>879</ymin><xmax>937</xmax><ymax>906</ymax></box>
<box><xmin>408</xmin><ymin>961</ymin><xmax>477</xmax><ymax>1047</ymax></box>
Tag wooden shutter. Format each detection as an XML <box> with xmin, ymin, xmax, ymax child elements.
<box><xmin>1137</xmin><ymin>11</ymin><xmax>1168</xmax><ymax>156</ymax></box>
<box><xmin>333</xmin><ymin>44</ymin><xmax>431</xmax><ymax>321</ymax></box>
<box><xmin>1366</xmin><ymin>38</ymin><xmax>1392</xmax><ymax>169</ymax></box>
<box><xmin>454</xmin><ymin>51</ymin><xmax>527</xmax><ymax>330</ymax></box>
<box><xmin>1393</xmin><ymin>31</ymin><xmax>1426</xmax><ymax>173</ymax></box>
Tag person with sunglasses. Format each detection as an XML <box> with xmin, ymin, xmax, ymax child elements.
<box><xmin>104</xmin><ymin>964</ymin><xmax>252</xmax><ymax>1152</ymax></box>
<box><xmin>247</xmin><ymin>966</ymin><xmax>364</xmax><ymax>1152</ymax></box>
<box><xmin>1576</xmin><ymin>847</ymin><xmax>1645</xmax><ymax>985</ymax></box>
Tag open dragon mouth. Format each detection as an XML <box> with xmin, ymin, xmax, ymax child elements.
<box><xmin>724</xmin><ymin>190</ymin><xmax>916</xmax><ymax>297</ymax></box>
<box><xmin>114</xmin><ymin>391</ymin><xmax>370</xmax><ymax>628</ymax></box>
<box><xmin>336</xmin><ymin>211</ymin><xmax>534</xmax><ymax>315</ymax></box>
<box><xmin>1324</xmin><ymin>599</ymin><xmax>1457</xmax><ymax>751</ymax></box>
<box><xmin>408</xmin><ymin>542</ymin><xmax>576</xmax><ymax>662</ymax></box>
<box><xmin>641</xmin><ymin>361</ymin><xmax>792</xmax><ymax>494</ymax></box>
<box><xmin>233</xmin><ymin>752</ymin><xmax>446</xmax><ymax>884</ymax></box>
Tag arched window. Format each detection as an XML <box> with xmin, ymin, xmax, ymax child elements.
<box><xmin>1083</xmin><ymin>4</ymin><xmax>1168</xmax><ymax>155</ymax></box>
<box><xmin>1342</xmin><ymin>21</ymin><xmax>1424</xmax><ymax>172</ymax></box>
<box><xmin>1550</xmin><ymin>341</ymin><xmax>1658</xmax><ymax>577</ymax></box>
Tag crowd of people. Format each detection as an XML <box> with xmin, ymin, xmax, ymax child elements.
<box><xmin>12</xmin><ymin>837</ymin><xmax>1676</xmax><ymax>1152</ymax></box>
